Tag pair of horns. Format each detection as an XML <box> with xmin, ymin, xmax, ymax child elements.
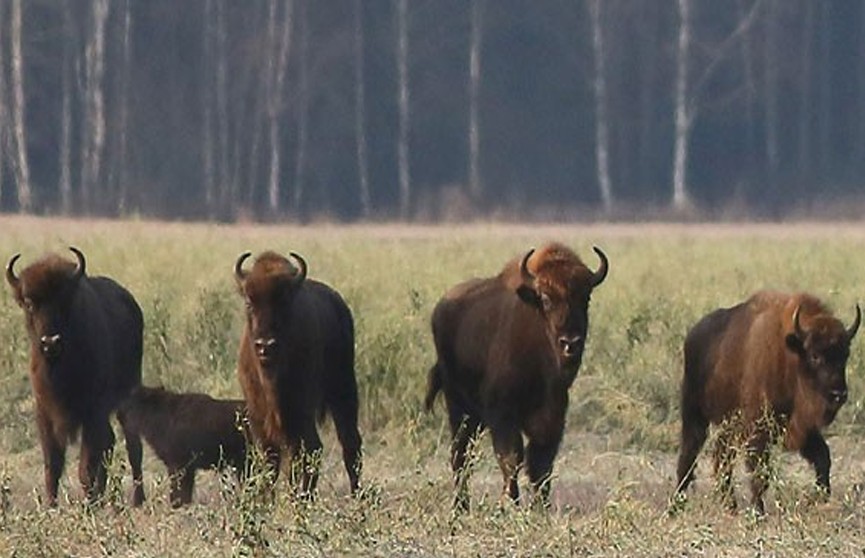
<box><xmin>520</xmin><ymin>246</ymin><xmax>609</xmax><ymax>288</ymax></box>
<box><xmin>793</xmin><ymin>303</ymin><xmax>861</xmax><ymax>341</ymax></box>
<box><xmin>6</xmin><ymin>247</ymin><xmax>85</xmax><ymax>287</ymax></box>
<box><xmin>234</xmin><ymin>251</ymin><xmax>307</xmax><ymax>285</ymax></box>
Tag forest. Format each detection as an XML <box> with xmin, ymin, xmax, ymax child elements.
<box><xmin>0</xmin><ymin>0</ymin><xmax>863</xmax><ymax>221</ymax></box>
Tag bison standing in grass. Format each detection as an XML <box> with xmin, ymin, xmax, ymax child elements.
<box><xmin>119</xmin><ymin>386</ymin><xmax>248</xmax><ymax>507</ymax></box>
<box><xmin>426</xmin><ymin>242</ymin><xmax>608</xmax><ymax>510</ymax></box>
<box><xmin>675</xmin><ymin>291</ymin><xmax>861</xmax><ymax>514</ymax></box>
<box><xmin>6</xmin><ymin>247</ymin><xmax>145</xmax><ymax>507</ymax></box>
<box><xmin>233</xmin><ymin>250</ymin><xmax>362</xmax><ymax>497</ymax></box>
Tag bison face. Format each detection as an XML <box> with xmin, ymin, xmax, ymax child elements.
<box><xmin>235</xmin><ymin>251</ymin><xmax>307</xmax><ymax>370</ymax></box>
<box><xmin>516</xmin><ymin>246</ymin><xmax>608</xmax><ymax>369</ymax></box>
<box><xmin>786</xmin><ymin>304</ymin><xmax>861</xmax><ymax>411</ymax></box>
<box><xmin>6</xmin><ymin>248</ymin><xmax>86</xmax><ymax>364</ymax></box>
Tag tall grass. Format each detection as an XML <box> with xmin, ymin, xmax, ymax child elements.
<box><xmin>1</xmin><ymin>217</ymin><xmax>865</xmax><ymax>556</ymax></box>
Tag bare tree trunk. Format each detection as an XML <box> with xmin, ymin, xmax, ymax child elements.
<box><xmin>215</xmin><ymin>0</ymin><xmax>231</xmax><ymax>218</ymax></box>
<box><xmin>763</xmin><ymin>0</ymin><xmax>779</xmax><ymax>205</ymax></box>
<box><xmin>291</xmin><ymin>0</ymin><xmax>308</xmax><ymax>216</ymax></box>
<box><xmin>267</xmin><ymin>0</ymin><xmax>294</xmax><ymax>216</ymax></box>
<box><xmin>59</xmin><ymin>1</ymin><xmax>74</xmax><ymax>215</ymax></box>
<box><xmin>79</xmin><ymin>0</ymin><xmax>109</xmax><ymax>214</ymax></box>
<box><xmin>817</xmin><ymin>3</ymin><xmax>831</xmax><ymax>179</ymax></box>
<box><xmin>797</xmin><ymin>1</ymin><xmax>814</xmax><ymax>181</ymax></box>
<box><xmin>396</xmin><ymin>0</ymin><xmax>411</xmax><ymax>220</ymax></box>
<box><xmin>588</xmin><ymin>0</ymin><xmax>612</xmax><ymax>211</ymax></box>
<box><xmin>201</xmin><ymin>0</ymin><xmax>216</xmax><ymax>216</ymax></box>
<box><xmin>10</xmin><ymin>0</ymin><xmax>31</xmax><ymax>212</ymax></box>
<box><xmin>672</xmin><ymin>0</ymin><xmax>692</xmax><ymax>211</ymax></box>
<box><xmin>736</xmin><ymin>0</ymin><xmax>758</xmax><ymax>188</ymax></box>
<box><xmin>114</xmin><ymin>0</ymin><xmax>132</xmax><ymax>214</ymax></box>
<box><xmin>354</xmin><ymin>0</ymin><xmax>371</xmax><ymax>218</ymax></box>
<box><xmin>467</xmin><ymin>0</ymin><xmax>483</xmax><ymax>202</ymax></box>
<box><xmin>0</xmin><ymin>2</ymin><xmax>6</xmax><ymax>207</ymax></box>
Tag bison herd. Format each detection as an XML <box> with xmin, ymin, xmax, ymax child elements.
<box><xmin>5</xmin><ymin>243</ymin><xmax>861</xmax><ymax>516</ymax></box>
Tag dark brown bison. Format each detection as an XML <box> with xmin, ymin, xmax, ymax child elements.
<box><xmin>6</xmin><ymin>247</ymin><xmax>145</xmax><ymax>506</ymax></box>
<box><xmin>234</xmin><ymin>250</ymin><xmax>362</xmax><ymax>496</ymax></box>
<box><xmin>675</xmin><ymin>291</ymin><xmax>861</xmax><ymax>513</ymax></box>
<box><xmin>119</xmin><ymin>385</ymin><xmax>248</xmax><ymax>507</ymax></box>
<box><xmin>425</xmin><ymin>242</ymin><xmax>608</xmax><ymax>510</ymax></box>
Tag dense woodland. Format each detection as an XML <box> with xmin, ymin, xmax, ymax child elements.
<box><xmin>0</xmin><ymin>0</ymin><xmax>864</xmax><ymax>221</ymax></box>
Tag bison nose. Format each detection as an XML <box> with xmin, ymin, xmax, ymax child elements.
<box><xmin>830</xmin><ymin>389</ymin><xmax>848</xmax><ymax>406</ymax></box>
<box><xmin>254</xmin><ymin>337</ymin><xmax>277</xmax><ymax>360</ymax></box>
<box><xmin>558</xmin><ymin>335</ymin><xmax>583</xmax><ymax>358</ymax></box>
<box><xmin>40</xmin><ymin>334</ymin><xmax>62</xmax><ymax>359</ymax></box>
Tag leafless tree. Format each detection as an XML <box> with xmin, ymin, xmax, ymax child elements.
<box><xmin>292</xmin><ymin>0</ymin><xmax>309</xmax><ymax>216</ymax></box>
<box><xmin>588</xmin><ymin>0</ymin><xmax>612</xmax><ymax>211</ymax></box>
<box><xmin>10</xmin><ymin>0</ymin><xmax>32</xmax><ymax>212</ymax></box>
<box><xmin>396</xmin><ymin>0</ymin><xmax>411</xmax><ymax>219</ymax></box>
<box><xmin>354</xmin><ymin>0</ymin><xmax>371</xmax><ymax>218</ymax></box>
<box><xmin>468</xmin><ymin>0</ymin><xmax>483</xmax><ymax>203</ymax></box>
<box><xmin>266</xmin><ymin>0</ymin><xmax>294</xmax><ymax>215</ymax></box>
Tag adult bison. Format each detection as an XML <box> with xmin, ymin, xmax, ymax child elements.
<box><xmin>425</xmin><ymin>242</ymin><xmax>608</xmax><ymax>510</ymax></box>
<box><xmin>234</xmin><ymin>250</ymin><xmax>362</xmax><ymax>496</ymax></box>
<box><xmin>675</xmin><ymin>291</ymin><xmax>861</xmax><ymax>513</ymax></box>
<box><xmin>119</xmin><ymin>385</ymin><xmax>248</xmax><ymax>507</ymax></box>
<box><xmin>6</xmin><ymin>247</ymin><xmax>145</xmax><ymax>507</ymax></box>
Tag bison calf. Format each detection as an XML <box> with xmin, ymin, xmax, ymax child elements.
<box><xmin>119</xmin><ymin>386</ymin><xmax>248</xmax><ymax>507</ymax></box>
<box><xmin>675</xmin><ymin>291</ymin><xmax>860</xmax><ymax>513</ymax></box>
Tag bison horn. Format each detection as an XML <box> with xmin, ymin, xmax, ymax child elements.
<box><xmin>289</xmin><ymin>252</ymin><xmax>307</xmax><ymax>286</ymax></box>
<box><xmin>847</xmin><ymin>304</ymin><xmax>861</xmax><ymax>340</ymax></box>
<box><xmin>792</xmin><ymin>305</ymin><xmax>806</xmax><ymax>339</ymax></box>
<box><xmin>234</xmin><ymin>252</ymin><xmax>252</xmax><ymax>283</ymax></box>
<box><xmin>590</xmin><ymin>246</ymin><xmax>609</xmax><ymax>288</ymax></box>
<box><xmin>6</xmin><ymin>253</ymin><xmax>21</xmax><ymax>289</ymax></box>
<box><xmin>520</xmin><ymin>248</ymin><xmax>536</xmax><ymax>283</ymax></box>
<box><xmin>69</xmin><ymin>247</ymin><xmax>86</xmax><ymax>280</ymax></box>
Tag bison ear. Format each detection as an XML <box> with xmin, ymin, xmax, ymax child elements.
<box><xmin>785</xmin><ymin>333</ymin><xmax>805</xmax><ymax>357</ymax></box>
<box><xmin>516</xmin><ymin>285</ymin><xmax>542</xmax><ymax>309</ymax></box>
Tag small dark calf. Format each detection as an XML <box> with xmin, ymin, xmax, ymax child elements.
<box><xmin>119</xmin><ymin>385</ymin><xmax>248</xmax><ymax>507</ymax></box>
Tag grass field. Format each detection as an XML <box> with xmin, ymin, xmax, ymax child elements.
<box><xmin>2</xmin><ymin>216</ymin><xmax>865</xmax><ymax>556</ymax></box>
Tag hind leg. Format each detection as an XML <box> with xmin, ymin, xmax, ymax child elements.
<box><xmin>169</xmin><ymin>466</ymin><xmax>195</xmax><ymax>508</ymax></box>
<box><xmin>331</xmin><ymin>400</ymin><xmax>363</xmax><ymax>495</ymax></box>
<box><xmin>116</xmin><ymin>409</ymin><xmax>145</xmax><ymax>506</ymax></box>
<box><xmin>446</xmin><ymin>397</ymin><xmax>482</xmax><ymax>513</ymax></box>
<box><xmin>79</xmin><ymin>417</ymin><xmax>115</xmax><ymax>504</ymax></box>
<box><xmin>713</xmin><ymin>428</ymin><xmax>738</xmax><ymax>511</ymax></box>
<box><xmin>675</xmin><ymin>415</ymin><xmax>708</xmax><ymax>495</ymax></box>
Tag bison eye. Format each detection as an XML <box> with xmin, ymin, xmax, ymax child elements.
<box><xmin>23</xmin><ymin>297</ymin><xmax>34</xmax><ymax>312</ymax></box>
<box><xmin>540</xmin><ymin>293</ymin><xmax>552</xmax><ymax>313</ymax></box>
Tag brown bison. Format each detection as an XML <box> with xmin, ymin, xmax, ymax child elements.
<box><xmin>6</xmin><ymin>247</ymin><xmax>145</xmax><ymax>506</ymax></box>
<box><xmin>234</xmin><ymin>250</ymin><xmax>362</xmax><ymax>496</ymax></box>
<box><xmin>675</xmin><ymin>291</ymin><xmax>861</xmax><ymax>513</ymax></box>
<box><xmin>119</xmin><ymin>385</ymin><xmax>248</xmax><ymax>507</ymax></box>
<box><xmin>425</xmin><ymin>242</ymin><xmax>608</xmax><ymax>510</ymax></box>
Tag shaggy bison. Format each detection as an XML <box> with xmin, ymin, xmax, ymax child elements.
<box><xmin>426</xmin><ymin>242</ymin><xmax>608</xmax><ymax>510</ymax></box>
<box><xmin>234</xmin><ymin>250</ymin><xmax>362</xmax><ymax>496</ymax></box>
<box><xmin>675</xmin><ymin>291</ymin><xmax>861</xmax><ymax>513</ymax></box>
<box><xmin>119</xmin><ymin>385</ymin><xmax>248</xmax><ymax>507</ymax></box>
<box><xmin>6</xmin><ymin>247</ymin><xmax>145</xmax><ymax>506</ymax></box>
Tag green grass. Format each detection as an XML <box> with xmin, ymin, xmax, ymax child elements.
<box><xmin>2</xmin><ymin>216</ymin><xmax>865</xmax><ymax>556</ymax></box>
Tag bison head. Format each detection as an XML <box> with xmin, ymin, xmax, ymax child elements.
<box><xmin>6</xmin><ymin>247</ymin><xmax>86</xmax><ymax>363</ymax></box>
<box><xmin>515</xmin><ymin>244</ymin><xmax>608</xmax><ymax>370</ymax></box>
<box><xmin>234</xmin><ymin>250</ymin><xmax>307</xmax><ymax>369</ymax></box>
<box><xmin>786</xmin><ymin>304</ymin><xmax>861</xmax><ymax>411</ymax></box>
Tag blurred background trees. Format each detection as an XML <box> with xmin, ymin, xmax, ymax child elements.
<box><xmin>0</xmin><ymin>0</ymin><xmax>863</xmax><ymax>221</ymax></box>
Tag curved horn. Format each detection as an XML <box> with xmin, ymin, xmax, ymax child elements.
<box><xmin>289</xmin><ymin>252</ymin><xmax>307</xmax><ymax>286</ymax></box>
<box><xmin>69</xmin><ymin>246</ymin><xmax>86</xmax><ymax>280</ymax></box>
<box><xmin>847</xmin><ymin>304</ymin><xmax>861</xmax><ymax>340</ymax></box>
<box><xmin>792</xmin><ymin>305</ymin><xmax>806</xmax><ymax>339</ymax></box>
<box><xmin>520</xmin><ymin>248</ymin><xmax>536</xmax><ymax>283</ymax></box>
<box><xmin>234</xmin><ymin>251</ymin><xmax>252</xmax><ymax>282</ymax></box>
<box><xmin>6</xmin><ymin>254</ymin><xmax>21</xmax><ymax>289</ymax></box>
<box><xmin>590</xmin><ymin>246</ymin><xmax>609</xmax><ymax>288</ymax></box>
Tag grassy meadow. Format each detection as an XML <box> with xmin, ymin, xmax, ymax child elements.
<box><xmin>2</xmin><ymin>216</ymin><xmax>865</xmax><ymax>556</ymax></box>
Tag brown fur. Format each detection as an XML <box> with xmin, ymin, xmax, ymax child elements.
<box><xmin>6</xmin><ymin>248</ymin><xmax>145</xmax><ymax>507</ymax></box>
<box><xmin>426</xmin><ymin>242</ymin><xmax>608</xmax><ymax>510</ymax></box>
<box><xmin>119</xmin><ymin>386</ymin><xmax>248</xmax><ymax>507</ymax></box>
<box><xmin>675</xmin><ymin>290</ymin><xmax>860</xmax><ymax>513</ymax></box>
<box><xmin>234</xmin><ymin>250</ymin><xmax>362</xmax><ymax>496</ymax></box>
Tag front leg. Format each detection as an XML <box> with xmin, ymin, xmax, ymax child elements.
<box><xmin>490</xmin><ymin>422</ymin><xmax>524</xmax><ymax>505</ymax></box>
<box><xmin>79</xmin><ymin>418</ymin><xmax>115</xmax><ymax>505</ymax></box>
<box><xmin>36</xmin><ymin>411</ymin><xmax>66</xmax><ymax>507</ymax></box>
<box><xmin>799</xmin><ymin>430</ymin><xmax>831</xmax><ymax>497</ymax></box>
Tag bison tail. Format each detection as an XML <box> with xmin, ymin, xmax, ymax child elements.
<box><xmin>424</xmin><ymin>363</ymin><xmax>443</xmax><ymax>412</ymax></box>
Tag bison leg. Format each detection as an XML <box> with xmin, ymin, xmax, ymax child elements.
<box><xmin>744</xmin><ymin>430</ymin><xmax>771</xmax><ymax>515</ymax></box>
<box><xmin>490</xmin><ymin>426</ymin><xmax>523</xmax><ymax>505</ymax></box>
<box><xmin>287</xmin><ymin>423</ymin><xmax>323</xmax><ymax>498</ymax></box>
<box><xmin>447</xmin><ymin>402</ymin><xmax>481</xmax><ymax>513</ymax></box>
<box><xmin>116</xmin><ymin>409</ymin><xmax>145</xmax><ymax>506</ymax></box>
<box><xmin>525</xmin><ymin>437</ymin><xmax>561</xmax><ymax>509</ymax></box>
<box><xmin>79</xmin><ymin>418</ymin><xmax>116</xmax><ymax>504</ymax></box>
<box><xmin>169</xmin><ymin>467</ymin><xmax>195</xmax><ymax>508</ymax></box>
<box><xmin>800</xmin><ymin>430</ymin><xmax>831</xmax><ymax>497</ymax></box>
<box><xmin>36</xmin><ymin>412</ymin><xmax>66</xmax><ymax>507</ymax></box>
<box><xmin>331</xmin><ymin>405</ymin><xmax>363</xmax><ymax>495</ymax></box>
<box><xmin>675</xmin><ymin>415</ymin><xmax>708</xmax><ymax>495</ymax></box>
<box><xmin>712</xmin><ymin>428</ymin><xmax>737</xmax><ymax>511</ymax></box>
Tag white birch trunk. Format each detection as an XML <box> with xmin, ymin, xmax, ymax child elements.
<box><xmin>115</xmin><ymin>0</ymin><xmax>132</xmax><ymax>214</ymax></box>
<box><xmin>672</xmin><ymin>0</ymin><xmax>692</xmax><ymax>211</ymax></box>
<box><xmin>80</xmin><ymin>0</ymin><xmax>109</xmax><ymax>213</ymax></box>
<box><xmin>588</xmin><ymin>0</ymin><xmax>612</xmax><ymax>211</ymax></box>
<box><xmin>202</xmin><ymin>0</ymin><xmax>216</xmax><ymax>215</ymax></box>
<box><xmin>396</xmin><ymin>0</ymin><xmax>411</xmax><ymax>219</ymax></box>
<box><xmin>291</xmin><ymin>0</ymin><xmax>308</xmax><ymax>215</ymax></box>
<box><xmin>268</xmin><ymin>0</ymin><xmax>294</xmax><ymax>215</ymax></box>
<box><xmin>59</xmin><ymin>11</ymin><xmax>73</xmax><ymax>215</ymax></box>
<box><xmin>10</xmin><ymin>0</ymin><xmax>31</xmax><ymax>212</ymax></box>
<box><xmin>215</xmin><ymin>0</ymin><xmax>231</xmax><ymax>216</ymax></box>
<box><xmin>354</xmin><ymin>0</ymin><xmax>371</xmax><ymax>217</ymax></box>
<box><xmin>468</xmin><ymin>0</ymin><xmax>483</xmax><ymax>201</ymax></box>
<box><xmin>764</xmin><ymin>0</ymin><xmax>779</xmax><ymax>198</ymax></box>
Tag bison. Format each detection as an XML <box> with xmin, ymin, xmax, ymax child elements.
<box><xmin>118</xmin><ymin>385</ymin><xmax>248</xmax><ymax>507</ymax></box>
<box><xmin>234</xmin><ymin>250</ymin><xmax>362</xmax><ymax>496</ymax></box>
<box><xmin>6</xmin><ymin>247</ymin><xmax>145</xmax><ymax>507</ymax></box>
<box><xmin>425</xmin><ymin>242</ymin><xmax>608</xmax><ymax>510</ymax></box>
<box><xmin>675</xmin><ymin>291</ymin><xmax>861</xmax><ymax>513</ymax></box>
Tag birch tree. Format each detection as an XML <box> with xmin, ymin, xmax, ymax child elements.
<box><xmin>292</xmin><ymin>0</ymin><xmax>309</xmax><ymax>216</ymax></box>
<box><xmin>671</xmin><ymin>0</ymin><xmax>692</xmax><ymax>211</ymax></box>
<box><xmin>266</xmin><ymin>0</ymin><xmax>294</xmax><ymax>215</ymax></box>
<box><xmin>58</xmin><ymin>0</ymin><xmax>75</xmax><ymax>214</ymax></box>
<box><xmin>396</xmin><ymin>0</ymin><xmax>411</xmax><ymax>219</ymax></box>
<box><xmin>0</xmin><ymin>2</ymin><xmax>6</xmax><ymax>207</ymax></box>
<box><xmin>467</xmin><ymin>0</ymin><xmax>483</xmax><ymax>202</ymax></box>
<box><xmin>354</xmin><ymin>0</ymin><xmax>371</xmax><ymax>217</ymax></box>
<box><xmin>79</xmin><ymin>0</ymin><xmax>109</xmax><ymax>213</ymax></box>
<box><xmin>588</xmin><ymin>0</ymin><xmax>612</xmax><ymax>211</ymax></box>
<box><xmin>763</xmin><ymin>0</ymin><xmax>779</xmax><ymax>202</ymax></box>
<box><xmin>10</xmin><ymin>0</ymin><xmax>31</xmax><ymax>212</ymax></box>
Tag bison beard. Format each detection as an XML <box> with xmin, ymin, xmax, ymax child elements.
<box><xmin>234</xmin><ymin>250</ymin><xmax>362</xmax><ymax>498</ymax></box>
<box><xmin>119</xmin><ymin>386</ymin><xmax>248</xmax><ymax>507</ymax></box>
<box><xmin>426</xmin><ymin>242</ymin><xmax>608</xmax><ymax>511</ymax></box>
<box><xmin>6</xmin><ymin>247</ymin><xmax>145</xmax><ymax>507</ymax></box>
<box><xmin>675</xmin><ymin>291</ymin><xmax>861</xmax><ymax>514</ymax></box>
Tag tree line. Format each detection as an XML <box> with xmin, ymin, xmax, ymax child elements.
<box><xmin>0</xmin><ymin>0</ymin><xmax>863</xmax><ymax>221</ymax></box>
